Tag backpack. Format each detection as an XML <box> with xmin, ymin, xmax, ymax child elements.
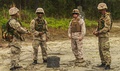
<box><xmin>2</xmin><ymin>19</ymin><xmax>13</xmax><ymax>42</ymax></box>
<box><xmin>2</xmin><ymin>19</ymin><xmax>25</xmax><ymax>41</ymax></box>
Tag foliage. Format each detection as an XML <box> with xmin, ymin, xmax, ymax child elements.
<box><xmin>0</xmin><ymin>0</ymin><xmax>120</xmax><ymax>19</ymax></box>
<box><xmin>0</xmin><ymin>14</ymin><xmax>97</xmax><ymax>31</ymax></box>
<box><xmin>85</xmin><ymin>19</ymin><xmax>97</xmax><ymax>27</ymax></box>
<box><xmin>46</xmin><ymin>17</ymin><xmax>70</xmax><ymax>30</ymax></box>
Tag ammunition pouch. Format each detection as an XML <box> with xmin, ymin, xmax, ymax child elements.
<box><xmin>2</xmin><ymin>31</ymin><xmax>13</xmax><ymax>42</ymax></box>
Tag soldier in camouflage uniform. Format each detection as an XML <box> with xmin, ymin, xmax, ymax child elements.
<box><xmin>93</xmin><ymin>3</ymin><xmax>112</xmax><ymax>70</ymax></box>
<box><xmin>30</xmin><ymin>8</ymin><xmax>49</xmax><ymax>64</ymax></box>
<box><xmin>8</xmin><ymin>7</ymin><xmax>29</xmax><ymax>70</ymax></box>
<box><xmin>68</xmin><ymin>9</ymin><xmax>86</xmax><ymax>64</ymax></box>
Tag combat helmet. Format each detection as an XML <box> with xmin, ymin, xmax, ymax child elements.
<box><xmin>9</xmin><ymin>7</ymin><xmax>19</xmax><ymax>15</ymax></box>
<box><xmin>97</xmin><ymin>3</ymin><xmax>108</xmax><ymax>10</ymax></box>
<box><xmin>35</xmin><ymin>8</ymin><xmax>45</xmax><ymax>14</ymax></box>
<box><xmin>72</xmin><ymin>9</ymin><xmax>80</xmax><ymax>14</ymax></box>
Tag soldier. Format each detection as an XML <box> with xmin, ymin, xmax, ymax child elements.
<box><xmin>68</xmin><ymin>9</ymin><xmax>86</xmax><ymax>64</ymax></box>
<box><xmin>30</xmin><ymin>8</ymin><xmax>49</xmax><ymax>64</ymax></box>
<box><xmin>8</xmin><ymin>7</ymin><xmax>29</xmax><ymax>70</ymax></box>
<box><xmin>77</xmin><ymin>5</ymin><xmax>85</xmax><ymax>20</ymax></box>
<box><xmin>93</xmin><ymin>3</ymin><xmax>112</xmax><ymax>70</ymax></box>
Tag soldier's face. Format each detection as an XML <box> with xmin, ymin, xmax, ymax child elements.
<box><xmin>99</xmin><ymin>9</ymin><xmax>106</xmax><ymax>15</ymax></box>
<box><xmin>15</xmin><ymin>12</ymin><xmax>20</xmax><ymax>18</ymax></box>
<box><xmin>73</xmin><ymin>14</ymin><xmax>78</xmax><ymax>18</ymax></box>
<box><xmin>37</xmin><ymin>12</ymin><xmax>44</xmax><ymax>18</ymax></box>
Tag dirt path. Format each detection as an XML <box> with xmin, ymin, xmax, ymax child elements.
<box><xmin>0</xmin><ymin>36</ymin><xmax>120</xmax><ymax>71</ymax></box>
<box><xmin>0</xmin><ymin>21</ymin><xmax>120</xmax><ymax>71</ymax></box>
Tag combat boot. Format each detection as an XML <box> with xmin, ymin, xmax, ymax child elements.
<box><xmin>97</xmin><ymin>63</ymin><xmax>105</xmax><ymax>67</ymax></box>
<box><xmin>14</xmin><ymin>66</ymin><xmax>22</xmax><ymax>69</ymax></box>
<box><xmin>10</xmin><ymin>67</ymin><xmax>16</xmax><ymax>70</ymax></box>
<box><xmin>75</xmin><ymin>58</ymin><xmax>85</xmax><ymax>63</ymax></box>
<box><xmin>32</xmin><ymin>60</ymin><xmax>38</xmax><ymax>65</ymax></box>
<box><xmin>105</xmin><ymin>65</ymin><xmax>110</xmax><ymax>70</ymax></box>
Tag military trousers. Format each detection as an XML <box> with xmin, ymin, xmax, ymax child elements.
<box><xmin>99</xmin><ymin>37</ymin><xmax>111</xmax><ymax>65</ymax></box>
<box><xmin>10</xmin><ymin>42</ymin><xmax>21</xmax><ymax>68</ymax></box>
<box><xmin>32</xmin><ymin>39</ymin><xmax>47</xmax><ymax>61</ymax></box>
<box><xmin>71</xmin><ymin>39</ymin><xmax>83</xmax><ymax>60</ymax></box>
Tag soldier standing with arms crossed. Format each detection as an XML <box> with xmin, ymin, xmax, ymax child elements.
<box><xmin>8</xmin><ymin>7</ymin><xmax>29</xmax><ymax>70</ymax></box>
<box><xmin>30</xmin><ymin>8</ymin><xmax>49</xmax><ymax>64</ymax></box>
<box><xmin>68</xmin><ymin>9</ymin><xmax>86</xmax><ymax>65</ymax></box>
<box><xmin>93</xmin><ymin>3</ymin><xmax>112</xmax><ymax>70</ymax></box>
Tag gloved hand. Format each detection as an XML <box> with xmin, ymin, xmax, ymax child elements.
<box><xmin>93</xmin><ymin>31</ymin><xmax>99</xmax><ymax>37</ymax></box>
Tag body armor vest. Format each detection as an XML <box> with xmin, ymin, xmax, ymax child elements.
<box><xmin>5</xmin><ymin>19</ymin><xmax>24</xmax><ymax>41</ymax></box>
<box><xmin>98</xmin><ymin>19</ymin><xmax>105</xmax><ymax>31</ymax></box>
<box><xmin>7</xmin><ymin>19</ymin><xmax>15</xmax><ymax>35</ymax></box>
<box><xmin>98</xmin><ymin>12</ymin><xmax>112</xmax><ymax>32</ymax></box>
<box><xmin>35</xmin><ymin>18</ymin><xmax>46</xmax><ymax>32</ymax></box>
<box><xmin>71</xmin><ymin>19</ymin><xmax>81</xmax><ymax>33</ymax></box>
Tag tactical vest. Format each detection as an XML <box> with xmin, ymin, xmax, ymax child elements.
<box><xmin>34</xmin><ymin>18</ymin><xmax>46</xmax><ymax>32</ymax></box>
<box><xmin>7</xmin><ymin>19</ymin><xmax>15</xmax><ymax>35</ymax></box>
<box><xmin>2</xmin><ymin>19</ymin><xmax>15</xmax><ymax>42</ymax></box>
<box><xmin>6</xmin><ymin>19</ymin><xmax>24</xmax><ymax>41</ymax></box>
<box><xmin>98</xmin><ymin>12</ymin><xmax>112</xmax><ymax>31</ymax></box>
<box><xmin>98</xmin><ymin>19</ymin><xmax>105</xmax><ymax>31</ymax></box>
<box><xmin>71</xmin><ymin>18</ymin><xmax>81</xmax><ymax>33</ymax></box>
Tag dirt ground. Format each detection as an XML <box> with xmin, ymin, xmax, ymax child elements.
<box><xmin>0</xmin><ymin>22</ymin><xmax>120</xmax><ymax>71</ymax></box>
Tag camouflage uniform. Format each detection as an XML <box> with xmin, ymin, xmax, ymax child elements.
<box><xmin>8</xmin><ymin>7</ymin><xmax>28</xmax><ymax>69</ymax></box>
<box><xmin>30</xmin><ymin>8</ymin><xmax>48</xmax><ymax>63</ymax></box>
<box><xmin>68</xmin><ymin>9</ymin><xmax>86</xmax><ymax>63</ymax></box>
<box><xmin>97</xmin><ymin>12</ymin><xmax>111</xmax><ymax>65</ymax></box>
<box><xmin>93</xmin><ymin>3</ymin><xmax>112</xmax><ymax>69</ymax></box>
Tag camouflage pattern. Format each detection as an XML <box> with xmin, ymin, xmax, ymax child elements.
<box><xmin>72</xmin><ymin>9</ymin><xmax>80</xmax><ymax>14</ymax></box>
<box><xmin>68</xmin><ymin>16</ymin><xmax>86</xmax><ymax>62</ymax></box>
<box><xmin>10</xmin><ymin>45</ymin><xmax>21</xmax><ymax>68</ymax></box>
<box><xmin>97</xmin><ymin>12</ymin><xmax>111</xmax><ymax>65</ymax></box>
<box><xmin>9</xmin><ymin>7</ymin><xmax>19</xmax><ymax>15</ymax></box>
<box><xmin>98</xmin><ymin>12</ymin><xmax>111</xmax><ymax>37</ymax></box>
<box><xmin>35</xmin><ymin>8</ymin><xmax>45</xmax><ymax>14</ymax></box>
<box><xmin>97</xmin><ymin>3</ymin><xmax>108</xmax><ymax>10</ymax></box>
<box><xmin>99</xmin><ymin>37</ymin><xmax>111</xmax><ymax>65</ymax></box>
<box><xmin>30</xmin><ymin>17</ymin><xmax>48</xmax><ymax>61</ymax></box>
<box><xmin>9</xmin><ymin>18</ymin><xmax>28</xmax><ymax>68</ymax></box>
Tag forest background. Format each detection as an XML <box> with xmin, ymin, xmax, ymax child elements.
<box><xmin>0</xmin><ymin>0</ymin><xmax>120</xmax><ymax>39</ymax></box>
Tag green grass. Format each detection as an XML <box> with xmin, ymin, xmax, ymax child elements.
<box><xmin>46</xmin><ymin>17</ymin><xmax>70</xmax><ymax>30</ymax></box>
<box><xmin>0</xmin><ymin>9</ymin><xmax>97</xmax><ymax>30</ymax></box>
<box><xmin>46</xmin><ymin>17</ymin><xmax>97</xmax><ymax>30</ymax></box>
<box><xmin>0</xmin><ymin>17</ymin><xmax>98</xmax><ymax>30</ymax></box>
<box><xmin>85</xmin><ymin>19</ymin><xmax>97</xmax><ymax>27</ymax></box>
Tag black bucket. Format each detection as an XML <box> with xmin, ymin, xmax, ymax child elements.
<box><xmin>47</xmin><ymin>56</ymin><xmax>60</xmax><ymax>68</ymax></box>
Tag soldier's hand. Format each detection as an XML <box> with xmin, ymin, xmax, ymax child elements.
<box><xmin>26</xmin><ymin>30</ymin><xmax>31</xmax><ymax>35</ymax></box>
<box><xmin>93</xmin><ymin>31</ymin><xmax>99</xmax><ymax>36</ymax></box>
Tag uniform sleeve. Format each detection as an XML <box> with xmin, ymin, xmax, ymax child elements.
<box><xmin>80</xmin><ymin>19</ymin><xmax>86</xmax><ymax>37</ymax></box>
<box><xmin>44</xmin><ymin>20</ymin><xmax>50</xmax><ymax>38</ymax></box>
<box><xmin>45</xmin><ymin>20</ymin><xmax>48</xmax><ymax>32</ymax></box>
<box><xmin>9</xmin><ymin>19</ymin><xmax>27</xmax><ymax>34</ymax></box>
<box><xmin>98</xmin><ymin>15</ymin><xmax>111</xmax><ymax>34</ymax></box>
<box><xmin>30</xmin><ymin>19</ymin><xmax>39</xmax><ymax>36</ymax></box>
<box><xmin>68</xmin><ymin>21</ymin><xmax>72</xmax><ymax>37</ymax></box>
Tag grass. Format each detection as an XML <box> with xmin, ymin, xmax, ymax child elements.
<box><xmin>0</xmin><ymin>9</ymin><xmax>98</xmax><ymax>30</ymax></box>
